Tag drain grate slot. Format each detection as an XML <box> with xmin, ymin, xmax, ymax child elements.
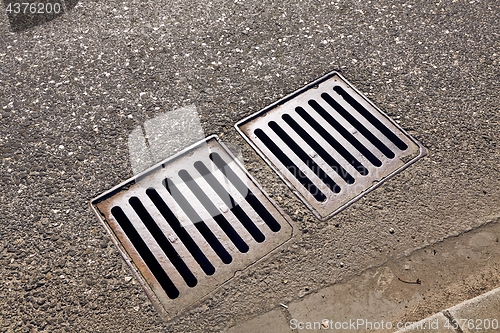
<box><xmin>282</xmin><ymin>113</ymin><xmax>365</xmax><ymax>178</ymax></box>
<box><xmin>209</xmin><ymin>152</ymin><xmax>283</xmax><ymax>233</ymax></box>
<box><xmin>296</xmin><ymin>104</ymin><xmax>383</xmax><ymax>167</ymax></box>
<box><xmin>178</xmin><ymin>170</ymin><xmax>249</xmax><ymax>254</ymax></box>
<box><xmin>236</xmin><ymin>72</ymin><xmax>427</xmax><ymax>219</ymax></box>
<box><xmin>269</xmin><ymin>121</ymin><xmax>342</xmax><ymax>193</ymax></box>
<box><xmin>163</xmin><ymin>177</ymin><xmax>233</xmax><ymax>265</ymax></box>
<box><xmin>145</xmin><ymin>188</ymin><xmax>216</xmax><ymax>276</ymax></box>
<box><xmin>110</xmin><ymin>206</ymin><xmax>180</xmax><ymax>299</ymax></box>
<box><xmin>91</xmin><ymin>136</ymin><xmax>293</xmax><ymax>320</ymax></box>
<box><xmin>254</xmin><ymin>128</ymin><xmax>327</xmax><ymax>202</ymax></box>
<box><xmin>332</xmin><ymin>86</ymin><xmax>408</xmax><ymax>151</ymax></box>
<box><xmin>319</xmin><ymin>93</ymin><xmax>395</xmax><ymax>158</ymax></box>
<box><xmin>128</xmin><ymin>197</ymin><xmax>198</xmax><ymax>288</ymax></box>
<box><xmin>194</xmin><ymin>161</ymin><xmax>266</xmax><ymax>243</ymax></box>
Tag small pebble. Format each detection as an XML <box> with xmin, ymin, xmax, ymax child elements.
<box><xmin>298</xmin><ymin>287</ymin><xmax>311</xmax><ymax>298</ymax></box>
<box><xmin>389</xmin><ymin>228</ymin><xmax>395</xmax><ymax>234</ymax></box>
<box><xmin>124</xmin><ymin>276</ymin><xmax>133</xmax><ymax>283</ymax></box>
<box><xmin>339</xmin><ymin>262</ymin><xmax>344</xmax><ymax>268</ymax></box>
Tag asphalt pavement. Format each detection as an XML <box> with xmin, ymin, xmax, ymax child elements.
<box><xmin>0</xmin><ymin>0</ymin><xmax>498</xmax><ymax>332</ymax></box>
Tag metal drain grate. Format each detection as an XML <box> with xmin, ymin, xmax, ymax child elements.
<box><xmin>236</xmin><ymin>72</ymin><xmax>427</xmax><ymax>220</ymax></box>
<box><xmin>91</xmin><ymin>136</ymin><xmax>293</xmax><ymax>320</ymax></box>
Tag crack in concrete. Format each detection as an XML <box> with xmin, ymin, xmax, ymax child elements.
<box><xmin>443</xmin><ymin>310</ymin><xmax>464</xmax><ymax>333</ymax></box>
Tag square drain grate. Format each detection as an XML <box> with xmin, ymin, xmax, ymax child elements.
<box><xmin>236</xmin><ymin>72</ymin><xmax>427</xmax><ymax>220</ymax></box>
<box><xmin>91</xmin><ymin>136</ymin><xmax>293</xmax><ymax>321</ymax></box>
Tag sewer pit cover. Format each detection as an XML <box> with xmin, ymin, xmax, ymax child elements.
<box><xmin>91</xmin><ymin>136</ymin><xmax>293</xmax><ymax>321</ymax></box>
<box><xmin>236</xmin><ymin>72</ymin><xmax>427</xmax><ymax>220</ymax></box>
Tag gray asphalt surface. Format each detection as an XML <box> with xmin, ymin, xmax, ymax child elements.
<box><xmin>0</xmin><ymin>0</ymin><xmax>499</xmax><ymax>332</ymax></box>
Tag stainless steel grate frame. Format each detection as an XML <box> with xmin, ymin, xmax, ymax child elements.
<box><xmin>91</xmin><ymin>136</ymin><xmax>293</xmax><ymax>321</ymax></box>
<box><xmin>236</xmin><ymin>72</ymin><xmax>427</xmax><ymax>220</ymax></box>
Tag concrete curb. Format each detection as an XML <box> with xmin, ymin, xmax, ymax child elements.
<box><xmin>394</xmin><ymin>286</ymin><xmax>500</xmax><ymax>333</ymax></box>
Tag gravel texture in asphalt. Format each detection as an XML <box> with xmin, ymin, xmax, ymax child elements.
<box><xmin>0</xmin><ymin>0</ymin><xmax>498</xmax><ymax>332</ymax></box>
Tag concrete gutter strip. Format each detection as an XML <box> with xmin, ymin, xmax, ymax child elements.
<box><xmin>224</xmin><ymin>287</ymin><xmax>500</xmax><ymax>333</ymax></box>
<box><xmin>224</xmin><ymin>217</ymin><xmax>500</xmax><ymax>333</ymax></box>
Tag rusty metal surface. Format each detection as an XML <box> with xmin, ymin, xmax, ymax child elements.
<box><xmin>236</xmin><ymin>72</ymin><xmax>427</xmax><ymax>220</ymax></box>
<box><xmin>90</xmin><ymin>136</ymin><xmax>294</xmax><ymax>321</ymax></box>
